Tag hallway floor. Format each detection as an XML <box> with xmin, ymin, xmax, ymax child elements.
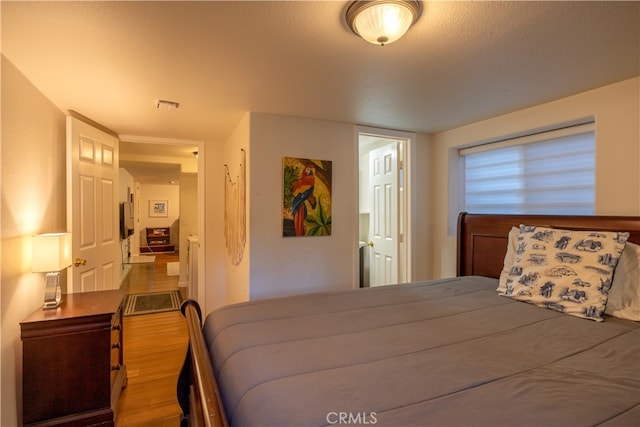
<box><xmin>117</xmin><ymin>253</ymin><xmax>189</xmax><ymax>426</ymax></box>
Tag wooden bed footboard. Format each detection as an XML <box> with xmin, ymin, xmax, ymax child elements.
<box><xmin>177</xmin><ymin>299</ymin><xmax>228</xmax><ymax>427</ymax></box>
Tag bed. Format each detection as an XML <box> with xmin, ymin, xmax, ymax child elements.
<box><xmin>177</xmin><ymin>213</ymin><xmax>640</xmax><ymax>427</ymax></box>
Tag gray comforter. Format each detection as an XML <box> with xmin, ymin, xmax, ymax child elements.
<box><xmin>203</xmin><ymin>276</ymin><xmax>640</xmax><ymax>426</ymax></box>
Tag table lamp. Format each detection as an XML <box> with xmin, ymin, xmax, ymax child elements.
<box><xmin>32</xmin><ymin>233</ymin><xmax>72</xmax><ymax>309</ymax></box>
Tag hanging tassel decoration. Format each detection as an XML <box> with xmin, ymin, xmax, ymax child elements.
<box><xmin>224</xmin><ymin>149</ymin><xmax>246</xmax><ymax>265</ymax></box>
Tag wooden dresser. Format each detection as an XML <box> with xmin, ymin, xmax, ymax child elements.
<box><xmin>21</xmin><ymin>290</ymin><xmax>127</xmax><ymax>426</ymax></box>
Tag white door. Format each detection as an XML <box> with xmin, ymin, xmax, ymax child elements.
<box><xmin>368</xmin><ymin>142</ymin><xmax>398</xmax><ymax>286</ymax></box>
<box><xmin>67</xmin><ymin>116</ymin><xmax>120</xmax><ymax>293</ymax></box>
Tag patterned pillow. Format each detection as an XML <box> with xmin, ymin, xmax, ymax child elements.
<box><xmin>500</xmin><ymin>225</ymin><xmax>629</xmax><ymax>321</ymax></box>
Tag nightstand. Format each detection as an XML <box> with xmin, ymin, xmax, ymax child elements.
<box><xmin>21</xmin><ymin>290</ymin><xmax>127</xmax><ymax>426</ymax></box>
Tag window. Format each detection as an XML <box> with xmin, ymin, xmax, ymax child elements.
<box><xmin>459</xmin><ymin>122</ymin><xmax>595</xmax><ymax>215</ymax></box>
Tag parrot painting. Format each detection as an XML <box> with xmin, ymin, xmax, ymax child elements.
<box><xmin>290</xmin><ymin>165</ymin><xmax>316</xmax><ymax>236</ymax></box>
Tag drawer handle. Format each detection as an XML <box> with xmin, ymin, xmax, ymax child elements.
<box><xmin>112</xmin><ymin>343</ymin><xmax>121</xmax><ymax>349</ymax></box>
<box><xmin>111</xmin><ymin>365</ymin><xmax>121</xmax><ymax>371</ymax></box>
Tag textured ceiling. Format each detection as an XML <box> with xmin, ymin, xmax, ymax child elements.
<box><xmin>2</xmin><ymin>1</ymin><xmax>639</xmax><ymax>144</ymax></box>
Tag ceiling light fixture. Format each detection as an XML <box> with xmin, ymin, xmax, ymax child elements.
<box><xmin>346</xmin><ymin>0</ymin><xmax>422</xmax><ymax>46</ymax></box>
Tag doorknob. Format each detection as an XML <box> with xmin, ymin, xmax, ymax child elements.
<box><xmin>367</xmin><ymin>241</ymin><xmax>374</xmax><ymax>247</ymax></box>
<box><xmin>74</xmin><ymin>258</ymin><xmax>87</xmax><ymax>267</ymax></box>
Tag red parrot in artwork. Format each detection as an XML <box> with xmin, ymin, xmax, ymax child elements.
<box><xmin>291</xmin><ymin>165</ymin><xmax>316</xmax><ymax>236</ymax></box>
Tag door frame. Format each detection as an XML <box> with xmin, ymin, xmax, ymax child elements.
<box><xmin>118</xmin><ymin>134</ymin><xmax>206</xmax><ymax>308</ymax></box>
<box><xmin>356</xmin><ymin>126</ymin><xmax>414</xmax><ymax>285</ymax></box>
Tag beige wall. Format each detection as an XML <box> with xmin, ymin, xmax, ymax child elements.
<box><xmin>430</xmin><ymin>77</ymin><xmax>640</xmax><ymax>279</ymax></box>
<box><xmin>248</xmin><ymin>113</ymin><xmax>358</xmax><ymax>299</ymax></box>
<box><xmin>210</xmin><ymin>113</ymin><xmax>433</xmax><ymax>308</ymax></box>
<box><xmin>213</xmin><ymin>112</ymin><xmax>359</xmax><ymax>304</ymax></box>
<box><xmin>209</xmin><ymin>113</ymin><xmax>361</xmax><ymax>307</ymax></box>
<box><xmin>202</xmin><ymin>129</ymin><xmax>226</xmax><ymax>313</ymax></box>
<box><xmin>410</xmin><ymin>132</ymin><xmax>433</xmax><ymax>281</ymax></box>
<box><xmin>1</xmin><ymin>56</ymin><xmax>67</xmax><ymax>426</ymax></box>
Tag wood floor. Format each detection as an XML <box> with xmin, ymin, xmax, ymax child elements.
<box><xmin>117</xmin><ymin>253</ymin><xmax>188</xmax><ymax>427</ymax></box>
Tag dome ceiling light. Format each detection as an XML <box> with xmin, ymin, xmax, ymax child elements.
<box><xmin>346</xmin><ymin>0</ymin><xmax>422</xmax><ymax>46</ymax></box>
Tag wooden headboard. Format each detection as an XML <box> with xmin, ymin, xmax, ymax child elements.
<box><xmin>456</xmin><ymin>212</ymin><xmax>640</xmax><ymax>278</ymax></box>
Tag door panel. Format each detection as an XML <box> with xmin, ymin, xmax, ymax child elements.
<box><xmin>79</xmin><ymin>175</ymin><xmax>96</xmax><ymax>249</ymax></box>
<box><xmin>67</xmin><ymin>116</ymin><xmax>119</xmax><ymax>293</ymax></box>
<box><xmin>79</xmin><ymin>270</ymin><xmax>96</xmax><ymax>293</ymax></box>
<box><xmin>102</xmin><ymin>262</ymin><xmax>114</xmax><ymax>291</ymax></box>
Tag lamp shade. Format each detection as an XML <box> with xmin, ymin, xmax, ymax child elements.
<box><xmin>32</xmin><ymin>233</ymin><xmax>72</xmax><ymax>272</ymax></box>
<box><xmin>347</xmin><ymin>0</ymin><xmax>422</xmax><ymax>46</ymax></box>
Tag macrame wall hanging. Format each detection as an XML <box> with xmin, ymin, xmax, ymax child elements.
<box><xmin>224</xmin><ymin>148</ymin><xmax>246</xmax><ymax>265</ymax></box>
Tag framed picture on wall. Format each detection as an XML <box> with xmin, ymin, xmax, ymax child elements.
<box><xmin>282</xmin><ymin>157</ymin><xmax>332</xmax><ymax>237</ymax></box>
<box><xmin>149</xmin><ymin>200</ymin><xmax>168</xmax><ymax>217</ymax></box>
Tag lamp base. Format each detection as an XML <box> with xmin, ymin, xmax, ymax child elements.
<box><xmin>43</xmin><ymin>272</ymin><xmax>62</xmax><ymax>309</ymax></box>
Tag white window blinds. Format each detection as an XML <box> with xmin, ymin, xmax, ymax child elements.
<box><xmin>460</xmin><ymin>123</ymin><xmax>595</xmax><ymax>215</ymax></box>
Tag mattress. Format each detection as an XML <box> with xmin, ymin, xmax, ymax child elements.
<box><xmin>203</xmin><ymin>276</ymin><xmax>640</xmax><ymax>426</ymax></box>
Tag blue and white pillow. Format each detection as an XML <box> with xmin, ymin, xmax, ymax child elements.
<box><xmin>500</xmin><ymin>225</ymin><xmax>629</xmax><ymax>321</ymax></box>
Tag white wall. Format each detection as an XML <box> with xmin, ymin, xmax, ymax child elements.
<box><xmin>248</xmin><ymin>113</ymin><xmax>357</xmax><ymax>299</ymax></box>
<box><xmin>1</xmin><ymin>57</ymin><xmax>67</xmax><ymax>427</ymax></box>
<box><xmin>430</xmin><ymin>77</ymin><xmax>640</xmax><ymax>278</ymax></box>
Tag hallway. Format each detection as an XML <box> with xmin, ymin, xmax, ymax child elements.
<box><xmin>117</xmin><ymin>253</ymin><xmax>189</xmax><ymax>426</ymax></box>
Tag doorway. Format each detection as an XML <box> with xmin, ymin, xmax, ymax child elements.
<box><xmin>118</xmin><ymin>136</ymin><xmax>204</xmax><ymax>303</ymax></box>
<box><xmin>358</xmin><ymin>127</ymin><xmax>412</xmax><ymax>287</ymax></box>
